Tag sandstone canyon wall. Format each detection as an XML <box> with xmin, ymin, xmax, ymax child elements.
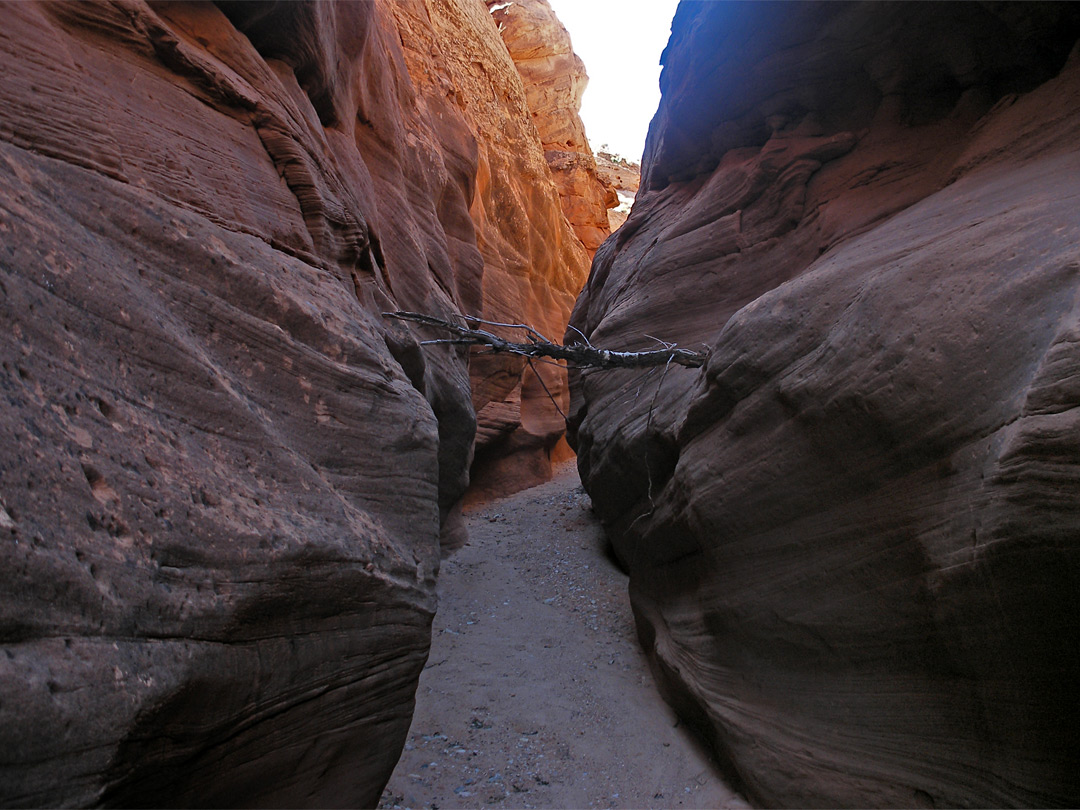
<box><xmin>0</xmin><ymin>0</ymin><xmax>593</xmax><ymax>805</ymax></box>
<box><xmin>569</xmin><ymin>2</ymin><xmax>1080</xmax><ymax>806</ymax></box>
<box><xmin>393</xmin><ymin>0</ymin><xmax>602</xmax><ymax>503</ymax></box>
<box><xmin>488</xmin><ymin>0</ymin><xmax>615</xmax><ymax>259</ymax></box>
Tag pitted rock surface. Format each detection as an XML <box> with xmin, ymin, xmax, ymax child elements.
<box><xmin>0</xmin><ymin>0</ymin><xmax>590</xmax><ymax>804</ymax></box>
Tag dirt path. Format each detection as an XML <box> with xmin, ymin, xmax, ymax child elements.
<box><xmin>379</xmin><ymin>462</ymin><xmax>747</xmax><ymax>809</ymax></box>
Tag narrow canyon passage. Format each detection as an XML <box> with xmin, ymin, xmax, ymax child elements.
<box><xmin>380</xmin><ymin>462</ymin><xmax>747</xmax><ymax>810</ymax></box>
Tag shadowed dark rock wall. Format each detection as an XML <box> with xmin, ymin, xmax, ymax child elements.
<box><xmin>569</xmin><ymin>2</ymin><xmax>1080</xmax><ymax>806</ymax></box>
<box><xmin>0</xmin><ymin>0</ymin><xmax>589</xmax><ymax>805</ymax></box>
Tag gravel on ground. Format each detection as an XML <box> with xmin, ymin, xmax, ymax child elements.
<box><xmin>379</xmin><ymin>461</ymin><xmax>748</xmax><ymax>810</ymax></box>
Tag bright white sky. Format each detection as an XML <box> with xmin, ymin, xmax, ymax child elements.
<box><xmin>545</xmin><ymin>0</ymin><xmax>681</xmax><ymax>162</ymax></box>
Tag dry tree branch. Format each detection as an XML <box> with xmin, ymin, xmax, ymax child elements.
<box><xmin>465</xmin><ymin>316</ymin><xmax>553</xmax><ymax>344</ymax></box>
<box><xmin>565</xmin><ymin>322</ymin><xmax>596</xmax><ymax>349</ymax></box>
<box><xmin>526</xmin><ymin>357</ymin><xmax>568</xmax><ymax>421</ymax></box>
<box><xmin>383</xmin><ymin>311</ymin><xmax>706</xmax><ymax>370</ymax></box>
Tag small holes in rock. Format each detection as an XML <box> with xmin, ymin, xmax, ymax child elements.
<box><xmin>81</xmin><ymin>464</ymin><xmax>103</xmax><ymax>487</ymax></box>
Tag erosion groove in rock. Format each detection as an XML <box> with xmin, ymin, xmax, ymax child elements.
<box><xmin>0</xmin><ymin>0</ymin><xmax>589</xmax><ymax>804</ymax></box>
<box><xmin>569</xmin><ymin>2</ymin><xmax>1080</xmax><ymax>807</ymax></box>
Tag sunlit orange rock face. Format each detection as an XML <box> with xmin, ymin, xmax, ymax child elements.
<box><xmin>488</xmin><ymin>0</ymin><xmax>615</xmax><ymax>260</ymax></box>
<box><xmin>0</xmin><ymin>0</ymin><xmax>587</xmax><ymax>804</ymax></box>
<box><xmin>390</xmin><ymin>0</ymin><xmax>596</xmax><ymax>503</ymax></box>
<box><xmin>569</xmin><ymin>2</ymin><xmax>1080</xmax><ymax>806</ymax></box>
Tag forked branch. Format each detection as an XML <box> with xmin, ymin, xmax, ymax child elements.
<box><xmin>382</xmin><ymin>311</ymin><xmax>706</xmax><ymax>369</ymax></box>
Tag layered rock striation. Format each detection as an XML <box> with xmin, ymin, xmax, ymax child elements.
<box><xmin>569</xmin><ymin>2</ymin><xmax>1080</xmax><ymax>806</ymax></box>
<box><xmin>0</xmin><ymin>0</ymin><xmax>590</xmax><ymax>804</ymax></box>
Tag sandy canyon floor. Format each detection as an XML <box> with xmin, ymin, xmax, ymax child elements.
<box><xmin>379</xmin><ymin>462</ymin><xmax>747</xmax><ymax>810</ymax></box>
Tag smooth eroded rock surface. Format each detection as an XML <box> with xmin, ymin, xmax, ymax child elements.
<box><xmin>0</xmin><ymin>0</ymin><xmax>590</xmax><ymax>804</ymax></box>
<box><xmin>569</xmin><ymin>3</ymin><xmax>1080</xmax><ymax>806</ymax></box>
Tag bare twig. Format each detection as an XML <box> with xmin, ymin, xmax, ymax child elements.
<box><xmin>461</xmin><ymin>315</ymin><xmax>552</xmax><ymax>344</ymax></box>
<box><xmin>526</xmin><ymin>357</ymin><xmax>567</xmax><ymax>421</ymax></box>
<box><xmin>627</xmin><ymin>354</ymin><xmax>677</xmax><ymax>536</ymax></box>
<box><xmin>644</xmin><ymin>334</ymin><xmax>676</xmax><ymax>351</ymax></box>
<box><xmin>383</xmin><ymin>311</ymin><xmax>706</xmax><ymax>370</ymax></box>
<box><xmin>565</xmin><ymin>322</ymin><xmax>595</xmax><ymax>349</ymax></box>
<box><xmin>643</xmin><ymin>353</ymin><xmax>675</xmax><ymax>507</ymax></box>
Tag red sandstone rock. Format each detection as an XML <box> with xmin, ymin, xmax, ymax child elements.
<box><xmin>489</xmin><ymin>0</ymin><xmax>615</xmax><ymax>258</ymax></box>
<box><xmin>0</xmin><ymin>0</ymin><xmax>586</xmax><ymax>804</ymax></box>
<box><xmin>594</xmin><ymin>150</ymin><xmax>640</xmax><ymax>231</ymax></box>
<box><xmin>392</xmin><ymin>0</ymin><xmax>592</xmax><ymax>502</ymax></box>
<box><xmin>569</xmin><ymin>3</ymin><xmax>1080</xmax><ymax>806</ymax></box>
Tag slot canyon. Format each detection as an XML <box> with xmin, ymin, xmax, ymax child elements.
<box><xmin>1</xmin><ymin>1</ymin><xmax>1078</xmax><ymax>808</ymax></box>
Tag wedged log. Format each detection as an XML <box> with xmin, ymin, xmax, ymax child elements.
<box><xmin>569</xmin><ymin>2</ymin><xmax>1080</xmax><ymax>806</ymax></box>
<box><xmin>384</xmin><ymin>311</ymin><xmax>705</xmax><ymax>369</ymax></box>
